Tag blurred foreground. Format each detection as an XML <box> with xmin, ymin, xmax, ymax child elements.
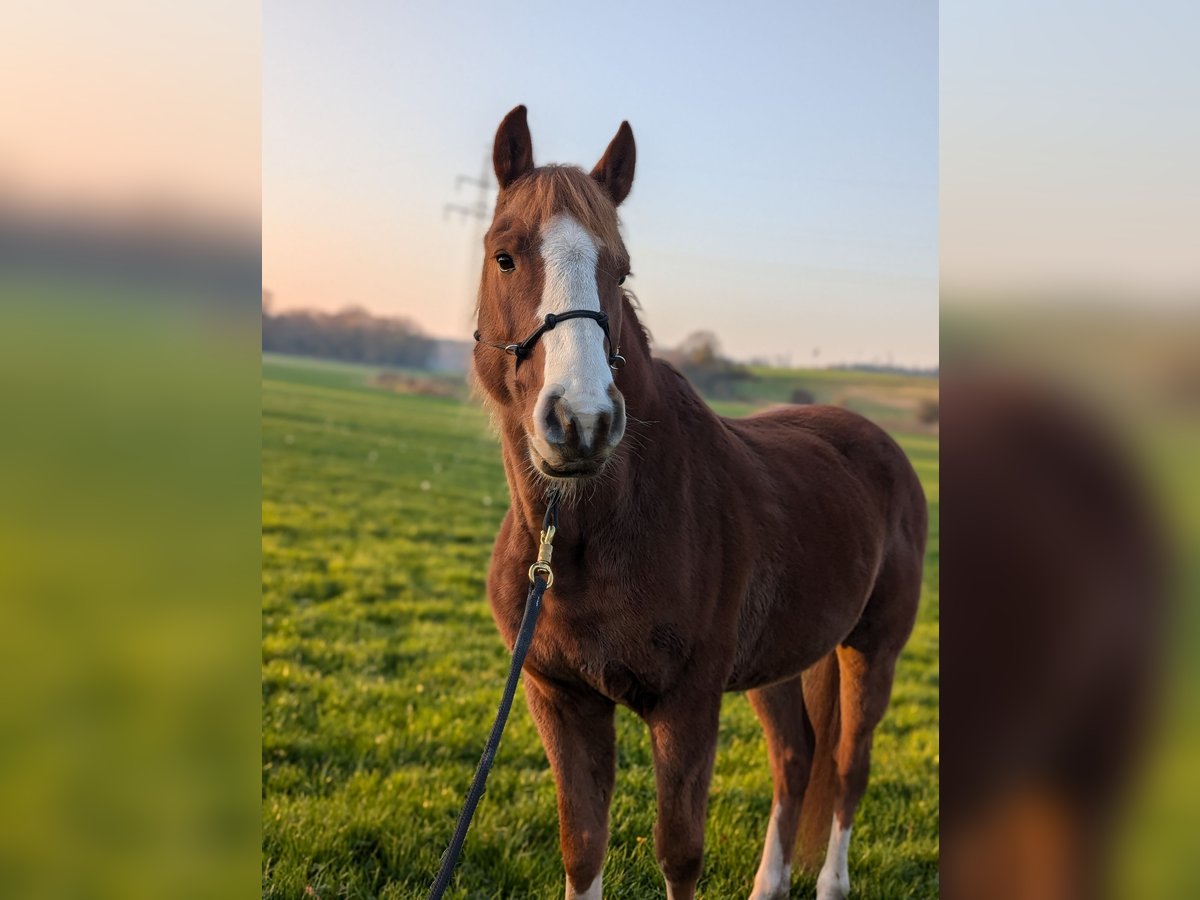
<box><xmin>942</xmin><ymin>0</ymin><xmax>1198</xmax><ymax>890</ymax></box>
<box><xmin>1</xmin><ymin>3</ymin><xmax>260</xmax><ymax>896</ymax></box>
<box><xmin>0</xmin><ymin>264</ymin><xmax>260</xmax><ymax>898</ymax></box>
<box><xmin>941</xmin><ymin>304</ymin><xmax>1199</xmax><ymax>899</ymax></box>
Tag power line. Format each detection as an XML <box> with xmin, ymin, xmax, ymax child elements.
<box><xmin>443</xmin><ymin>155</ymin><xmax>492</xmax><ymax>223</ymax></box>
<box><xmin>445</xmin><ymin>154</ymin><xmax>495</xmax><ymax>318</ymax></box>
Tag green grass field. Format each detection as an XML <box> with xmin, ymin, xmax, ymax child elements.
<box><xmin>262</xmin><ymin>353</ymin><xmax>939</xmax><ymax>899</ymax></box>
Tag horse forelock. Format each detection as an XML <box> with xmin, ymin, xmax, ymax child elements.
<box><xmin>496</xmin><ymin>165</ymin><xmax>627</xmax><ymax>262</ymax></box>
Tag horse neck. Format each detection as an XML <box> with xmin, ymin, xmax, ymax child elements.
<box><xmin>499</xmin><ymin>299</ymin><xmax>668</xmax><ymax>540</ymax></box>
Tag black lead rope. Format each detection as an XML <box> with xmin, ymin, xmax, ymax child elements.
<box><xmin>474</xmin><ymin>310</ymin><xmax>626</xmax><ymax>370</ymax></box>
<box><xmin>426</xmin><ymin>489</ymin><xmax>562</xmax><ymax>900</ymax></box>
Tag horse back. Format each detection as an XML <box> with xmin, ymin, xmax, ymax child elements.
<box><xmin>727</xmin><ymin>403</ymin><xmax>926</xmax><ymax>544</ymax></box>
<box><xmin>719</xmin><ymin>404</ymin><xmax>927</xmax><ymax>687</ymax></box>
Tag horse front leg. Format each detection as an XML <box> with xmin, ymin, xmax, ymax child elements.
<box><xmin>524</xmin><ymin>675</ymin><xmax>616</xmax><ymax>900</ymax></box>
<box><xmin>646</xmin><ymin>690</ymin><xmax>722</xmax><ymax>900</ymax></box>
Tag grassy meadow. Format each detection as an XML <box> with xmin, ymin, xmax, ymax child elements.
<box><xmin>262</xmin><ymin>353</ymin><xmax>939</xmax><ymax>899</ymax></box>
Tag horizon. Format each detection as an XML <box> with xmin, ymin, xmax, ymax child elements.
<box><xmin>264</xmin><ymin>1</ymin><xmax>938</xmax><ymax>369</ymax></box>
<box><xmin>261</xmin><ymin>299</ymin><xmax>940</xmax><ymax>372</ymax></box>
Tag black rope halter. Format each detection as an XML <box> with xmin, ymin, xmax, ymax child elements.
<box><xmin>474</xmin><ymin>310</ymin><xmax>626</xmax><ymax>370</ymax></box>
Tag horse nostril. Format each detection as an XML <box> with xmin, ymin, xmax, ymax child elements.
<box><xmin>607</xmin><ymin>393</ymin><xmax>627</xmax><ymax>448</ymax></box>
<box><xmin>536</xmin><ymin>389</ymin><xmax>568</xmax><ymax>445</ymax></box>
<box><xmin>536</xmin><ymin>388</ymin><xmax>625</xmax><ymax>460</ymax></box>
<box><xmin>591</xmin><ymin>410</ymin><xmax>612</xmax><ymax>451</ymax></box>
<box><xmin>541</xmin><ymin>400</ymin><xmax>566</xmax><ymax>445</ymax></box>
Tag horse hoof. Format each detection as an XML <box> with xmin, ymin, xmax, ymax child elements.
<box><xmin>815</xmin><ymin>871</ymin><xmax>849</xmax><ymax>900</ymax></box>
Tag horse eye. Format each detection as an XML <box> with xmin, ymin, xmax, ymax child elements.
<box><xmin>495</xmin><ymin>252</ymin><xmax>515</xmax><ymax>273</ymax></box>
<box><xmin>618</xmin><ymin>273</ymin><xmax>627</xmax><ymax>285</ymax></box>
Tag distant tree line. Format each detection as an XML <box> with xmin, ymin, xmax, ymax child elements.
<box><xmin>661</xmin><ymin>331</ymin><xmax>754</xmax><ymax>399</ymax></box>
<box><xmin>262</xmin><ymin>297</ymin><xmax>435</xmax><ymax>368</ymax></box>
<box><xmin>829</xmin><ymin>362</ymin><xmax>939</xmax><ymax>378</ymax></box>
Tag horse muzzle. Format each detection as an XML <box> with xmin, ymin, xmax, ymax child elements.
<box><xmin>529</xmin><ymin>384</ymin><xmax>626</xmax><ymax>477</ymax></box>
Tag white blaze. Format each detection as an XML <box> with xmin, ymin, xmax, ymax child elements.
<box><xmin>537</xmin><ymin>214</ymin><xmax>614</xmax><ymax>425</ymax></box>
<box><xmin>816</xmin><ymin>818</ymin><xmax>852</xmax><ymax>900</ymax></box>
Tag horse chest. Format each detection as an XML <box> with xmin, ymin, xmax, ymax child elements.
<box><xmin>533</xmin><ymin>605</ymin><xmax>689</xmax><ymax>716</ymax></box>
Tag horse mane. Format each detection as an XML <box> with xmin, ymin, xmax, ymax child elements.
<box><xmin>619</xmin><ymin>288</ymin><xmax>654</xmax><ymax>358</ymax></box>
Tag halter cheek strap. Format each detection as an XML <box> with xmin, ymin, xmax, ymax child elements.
<box><xmin>474</xmin><ymin>310</ymin><xmax>626</xmax><ymax>370</ymax></box>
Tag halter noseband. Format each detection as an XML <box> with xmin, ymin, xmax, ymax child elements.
<box><xmin>474</xmin><ymin>310</ymin><xmax>626</xmax><ymax>370</ymax></box>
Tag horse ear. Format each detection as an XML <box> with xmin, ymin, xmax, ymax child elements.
<box><xmin>590</xmin><ymin>121</ymin><xmax>636</xmax><ymax>206</ymax></box>
<box><xmin>493</xmin><ymin>105</ymin><xmax>534</xmax><ymax>189</ymax></box>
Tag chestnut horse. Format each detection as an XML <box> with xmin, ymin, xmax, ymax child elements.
<box><xmin>472</xmin><ymin>106</ymin><xmax>926</xmax><ymax>900</ymax></box>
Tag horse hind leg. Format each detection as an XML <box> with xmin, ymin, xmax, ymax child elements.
<box><xmin>813</xmin><ymin>644</ymin><xmax>897</xmax><ymax>899</ymax></box>
<box><xmin>818</xmin><ymin>558</ymin><xmax>921</xmax><ymax>900</ymax></box>
<box><xmin>747</xmin><ymin>675</ymin><xmax>814</xmax><ymax>900</ymax></box>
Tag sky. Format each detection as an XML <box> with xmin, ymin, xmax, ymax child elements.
<box><xmin>941</xmin><ymin>0</ymin><xmax>1200</xmax><ymax>301</ymax></box>
<box><xmin>263</xmin><ymin>1</ymin><xmax>938</xmax><ymax>366</ymax></box>
<box><xmin>3</xmin><ymin>1</ymin><xmax>259</xmax><ymax>227</ymax></box>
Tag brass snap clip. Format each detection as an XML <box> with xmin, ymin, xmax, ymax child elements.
<box><xmin>527</xmin><ymin>524</ymin><xmax>556</xmax><ymax>588</ymax></box>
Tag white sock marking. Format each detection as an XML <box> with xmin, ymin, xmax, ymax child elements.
<box><xmin>816</xmin><ymin>817</ymin><xmax>851</xmax><ymax>900</ymax></box>
<box><xmin>750</xmin><ymin>802</ymin><xmax>791</xmax><ymax>898</ymax></box>
<box><xmin>567</xmin><ymin>871</ymin><xmax>601</xmax><ymax>900</ymax></box>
